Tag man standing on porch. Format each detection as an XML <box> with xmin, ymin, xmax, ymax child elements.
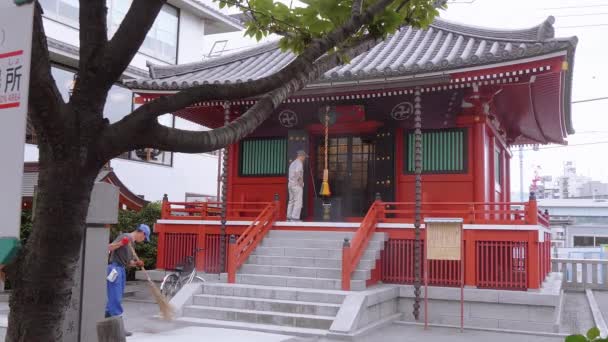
<box><xmin>287</xmin><ymin>150</ymin><xmax>307</xmax><ymax>221</ymax></box>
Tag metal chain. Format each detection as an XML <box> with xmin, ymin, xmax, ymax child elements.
<box><xmin>219</xmin><ymin>101</ymin><xmax>230</xmax><ymax>273</ymax></box>
<box><xmin>413</xmin><ymin>87</ymin><xmax>423</xmax><ymax>320</ymax></box>
<box><xmin>324</xmin><ymin>106</ymin><xmax>330</xmax><ymax>170</ymax></box>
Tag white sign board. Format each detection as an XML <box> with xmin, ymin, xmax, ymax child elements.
<box><xmin>426</xmin><ymin>220</ymin><xmax>462</xmax><ymax>260</ymax></box>
<box><xmin>0</xmin><ymin>2</ymin><xmax>34</xmax><ymax>239</ymax></box>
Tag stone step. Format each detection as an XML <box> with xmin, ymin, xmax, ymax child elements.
<box><xmin>183</xmin><ymin>305</ymin><xmax>335</xmax><ymax>329</ymax></box>
<box><xmin>235</xmin><ymin>274</ymin><xmax>366</xmax><ymax>290</ymax></box>
<box><xmin>239</xmin><ymin>264</ymin><xmax>370</xmax><ymax>280</ymax></box>
<box><xmin>252</xmin><ymin>246</ymin><xmax>380</xmax><ymax>259</ymax></box>
<box><xmin>267</xmin><ymin>230</ymin><xmax>388</xmax><ymax>241</ymax></box>
<box><xmin>246</xmin><ymin>255</ymin><xmax>377</xmax><ymax>269</ymax></box>
<box><xmin>176</xmin><ymin>316</ymin><xmax>328</xmax><ymax>337</ymax></box>
<box><xmin>193</xmin><ymin>294</ymin><xmax>341</xmax><ymax>316</ymax></box>
<box><xmin>261</xmin><ymin>237</ymin><xmax>385</xmax><ymax>250</ymax></box>
<box><xmin>201</xmin><ymin>283</ymin><xmax>347</xmax><ymax>304</ymax></box>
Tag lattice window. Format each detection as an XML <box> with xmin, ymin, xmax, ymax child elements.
<box><xmin>404</xmin><ymin>128</ymin><xmax>467</xmax><ymax>174</ymax></box>
<box><xmin>239</xmin><ymin>138</ymin><xmax>287</xmax><ymax>176</ymax></box>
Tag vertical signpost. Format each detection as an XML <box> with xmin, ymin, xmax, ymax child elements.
<box><xmin>0</xmin><ymin>1</ymin><xmax>34</xmax><ymax>274</ymax></box>
<box><xmin>424</xmin><ymin>218</ymin><xmax>464</xmax><ymax>332</ymax></box>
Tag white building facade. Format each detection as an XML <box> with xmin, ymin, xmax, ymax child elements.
<box><xmin>539</xmin><ymin>199</ymin><xmax>608</xmax><ymax>248</ymax></box>
<box><xmin>24</xmin><ymin>0</ymin><xmax>243</xmax><ymax>202</ymax></box>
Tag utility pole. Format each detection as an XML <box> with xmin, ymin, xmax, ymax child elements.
<box><xmin>519</xmin><ymin>146</ymin><xmax>524</xmax><ymax>202</ymax></box>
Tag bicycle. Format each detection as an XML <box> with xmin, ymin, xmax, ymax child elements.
<box><xmin>160</xmin><ymin>247</ymin><xmax>205</xmax><ymax>299</ymax></box>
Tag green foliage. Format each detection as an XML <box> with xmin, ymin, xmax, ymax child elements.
<box><xmin>566</xmin><ymin>327</ymin><xmax>608</xmax><ymax>342</ymax></box>
<box><xmin>19</xmin><ymin>210</ymin><xmax>33</xmax><ymax>247</ymax></box>
<box><xmin>215</xmin><ymin>0</ymin><xmax>444</xmax><ymax>54</ymax></box>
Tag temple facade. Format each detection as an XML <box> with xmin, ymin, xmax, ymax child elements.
<box><xmin>127</xmin><ymin>16</ymin><xmax>577</xmax><ymax>292</ymax></box>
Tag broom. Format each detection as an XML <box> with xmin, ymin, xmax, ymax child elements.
<box><xmin>127</xmin><ymin>243</ymin><xmax>175</xmax><ymax>320</ymax></box>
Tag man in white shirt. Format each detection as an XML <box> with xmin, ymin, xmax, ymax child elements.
<box><xmin>287</xmin><ymin>150</ymin><xmax>307</xmax><ymax>221</ymax></box>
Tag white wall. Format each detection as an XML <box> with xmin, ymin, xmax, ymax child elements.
<box><xmin>23</xmin><ymin>143</ymin><xmax>218</xmax><ymax>203</ymax></box>
<box><xmin>177</xmin><ymin>10</ymin><xmax>206</xmax><ymax>64</ymax></box>
<box><xmin>41</xmin><ymin>1</ymin><xmax>209</xmax><ymax>70</ymax></box>
<box><xmin>35</xmin><ymin>3</ymin><xmax>219</xmax><ymax>203</ymax></box>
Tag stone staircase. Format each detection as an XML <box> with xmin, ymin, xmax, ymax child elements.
<box><xmin>175</xmin><ymin>230</ymin><xmax>389</xmax><ymax>335</ymax></box>
<box><xmin>234</xmin><ymin>230</ymin><xmax>388</xmax><ymax>291</ymax></box>
<box><xmin>179</xmin><ymin>282</ymin><xmax>346</xmax><ymax>336</ymax></box>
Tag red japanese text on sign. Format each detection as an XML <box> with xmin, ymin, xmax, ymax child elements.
<box><xmin>0</xmin><ymin>50</ymin><xmax>24</xmax><ymax>110</ymax></box>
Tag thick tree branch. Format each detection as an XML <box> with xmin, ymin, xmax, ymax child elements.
<box><xmin>98</xmin><ymin>0</ymin><xmax>394</xmax><ymax>158</ymax></box>
<box><xmin>98</xmin><ymin>0</ymin><xmax>165</xmax><ymax>92</ymax></box>
<box><xmin>27</xmin><ymin>2</ymin><xmax>66</xmax><ymax>149</ymax></box>
<box><xmin>73</xmin><ymin>0</ymin><xmax>109</xmax><ymax>110</ymax></box>
<box><xmin>123</xmin><ymin>37</ymin><xmax>378</xmax><ymax>154</ymax></box>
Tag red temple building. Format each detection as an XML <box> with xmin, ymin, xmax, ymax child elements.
<box><xmin>127</xmin><ymin>16</ymin><xmax>577</xmax><ymax>293</ymax></box>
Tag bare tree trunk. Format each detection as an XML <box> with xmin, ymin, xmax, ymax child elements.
<box><xmin>5</xmin><ymin>142</ymin><xmax>99</xmax><ymax>341</ymax></box>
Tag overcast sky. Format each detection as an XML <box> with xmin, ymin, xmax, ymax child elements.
<box><xmin>202</xmin><ymin>0</ymin><xmax>608</xmax><ymax>197</ymax></box>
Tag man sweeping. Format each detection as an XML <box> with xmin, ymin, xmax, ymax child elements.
<box><xmin>105</xmin><ymin>223</ymin><xmax>150</xmax><ymax>336</ymax></box>
<box><xmin>287</xmin><ymin>150</ymin><xmax>307</xmax><ymax>221</ymax></box>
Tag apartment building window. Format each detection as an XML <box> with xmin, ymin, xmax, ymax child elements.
<box><xmin>572</xmin><ymin>235</ymin><xmax>608</xmax><ymax>247</ymax></box>
<box><xmin>39</xmin><ymin>0</ymin><xmax>79</xmax><ymax>24</ymax></box>
<box><xmin>109</xmin><ymin>0</ymin><xmax>179</xmax><ymax>64</ymax></box>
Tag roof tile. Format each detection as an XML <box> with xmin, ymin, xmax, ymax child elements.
<box><xmin>125</xmin><ymin>16</ymin><xmax>577</xmax><ymax>90</ymax></box>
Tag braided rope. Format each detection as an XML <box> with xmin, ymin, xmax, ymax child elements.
<box><xmin>324</xmin><ymin>106</ymin><xmax>329</xmax><ymax>172</ymax></box>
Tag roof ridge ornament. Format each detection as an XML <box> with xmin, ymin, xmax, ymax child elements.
<box><xmin>537</xmin><ymin>16</ymin><xmax>556</xmax><ymax>41</ymax></box>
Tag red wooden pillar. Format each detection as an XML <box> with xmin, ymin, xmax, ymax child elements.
<box><xmin>527</xmin><ymin>230</ymin><xmax>541</xmax><ymax>289</ymax></box>
<box><xmin>156</xmin><ymin>224</ymin><xmax>166</xmax><ymax>270</ymax></box>
<box><xmin>473</xmin><ymin>120</ymin><xmax>487</xmax><ymax>203</ymax></box>
<box><xmin>342</xmin><ymin>239</ymin><xmax>352</xmax><ymax>291</ymax></box>
<box><xmin>464</xmin><ymin>230</ymin><xmax>476</xmax><ymax>287</ymax></box>
<box><xmin>227</xmin><ymin>234</ymin><xmax>237</xmax><ymax>283</ymax></box>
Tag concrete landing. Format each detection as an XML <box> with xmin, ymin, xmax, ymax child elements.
<box><xmin>130</xmin><ymin>326</ymin><xmax>296</xmax><ymax>342</ymax></box>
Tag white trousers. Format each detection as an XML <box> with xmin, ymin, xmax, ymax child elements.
<box><xmin>286</xmin><ymin>185</ymin><xmax>303</xmax><ymax>220</ymax></box>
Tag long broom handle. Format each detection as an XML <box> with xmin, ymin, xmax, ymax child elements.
<box><xmin>127</xmin><ymin>243</ymin><xmax>152</xmax><ymax>282</ymax></box>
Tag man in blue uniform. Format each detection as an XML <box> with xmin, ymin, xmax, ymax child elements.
<box><xmin>105</xmin><ymin>224</ymin><xmax>150</xmax><ymax>335</ymax></box>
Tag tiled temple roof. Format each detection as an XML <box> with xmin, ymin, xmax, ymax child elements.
<box><xmin>125</xmin><ymin>16</ymin><xmax>577</xmax><ymax>90</ymax></box>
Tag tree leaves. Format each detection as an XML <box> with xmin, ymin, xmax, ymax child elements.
<box><xmin>588</xmin><ymin>328</ymin><xmax>601</xmax><ymax>341</ymax></box>
<box><xmin>566</xmin><ymin>327</ymin><xmax>607</xmax><ymax>342</ymax></box>
<box><xmin>215</xmin><ymin>0</ymin><xmax>441</xmax><ymax>54</ymax></box>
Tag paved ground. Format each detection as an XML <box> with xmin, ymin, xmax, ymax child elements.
<box><xmin>320</xmin><ymin>324</ymin><xmax>565</xmax><ymax>342</ymax></box>
<box><xmin>560</xmin><ymin>292</ymin><xmax>595</xmax><ymax>334</ymax></box>
<box><xmin>120</xmin><ymin>300</ymin><xmax>566</xmax><ymax>342</ymax></box>
<box><xmin>130</xmin><ymin>326</ymin><xmax>294</xmax><ymax>342</ymax></box>
<box><xmin>0</xmin><ymin>290</ymin><xmax>589</xmax><ymax>341</ymax></box>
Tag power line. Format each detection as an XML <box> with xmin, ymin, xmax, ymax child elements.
<box><xmin>572</xmin><ymin>96</ymin><xmax>608</xmax><ymax>104</ymax></box>
<box><xmin>542</xmin><ymin>4</ymin><xmax>608</xmax><ymax>10</ymax></box>
<box><xmin>520</xmin><ymin>140</ymin><xmax>608</xmax><ymax>151</ymax></box>
<box><xmin>556</xmin><ymin>12</ymin><xmax>608</xmax><ymax>17</ymax></box>
<box><xmin>557</xmin><ymin>23</ymin><xmax>608</xmax><ymax>29</ymax></box>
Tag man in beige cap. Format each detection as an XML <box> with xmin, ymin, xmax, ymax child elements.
<box><xmin>287</xmin><ymin>150</ymin><xmax>307</xmax><ymax>221</ymax></box>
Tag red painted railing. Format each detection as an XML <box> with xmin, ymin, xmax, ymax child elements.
<box><xmin>380</xmin><ymin>239</ymin><xmax>462</xmax><ymax>287</ymax></box>
<box><xmin>203</xmin><ymin>234</ymin><xmax>241</xmax><ymax>273</ymax></box>
<box><xmin>379</xmin><ymin>198</ymin><xmax>547</xmax><ymax>227</ymax></box>
<box><xmin>227</xmin><ymin>198</ymin><xmax>279</xmax><ymax>283</ymax></box>
<box><xmin>342</xmin><ymin>200</ymin><xmax>382</xmax><ymax>290</ymax></box>
<box><xmin>476</xmin><ymin>241</ymin><xmax>528</xmax><ymax>290</ymax></box>
<box><xmin>538</xmin><ymin>232</ymin><xmax>551</xmax><ymax>286</ymax></box>
<box><xmin>161</xmin><ymin>199</ymin><xmax>272</xmax><ymax>220</ymax></box>
<box><xmin>163</xmin><ymin>233</ymin><xmax>197</xmax><ymax>271</ymax></box>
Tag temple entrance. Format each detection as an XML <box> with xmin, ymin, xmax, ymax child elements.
<box><xmin>315</xmin><ymin>136</ymin><xmax>375</xmax><ymax>217</ymax></box>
